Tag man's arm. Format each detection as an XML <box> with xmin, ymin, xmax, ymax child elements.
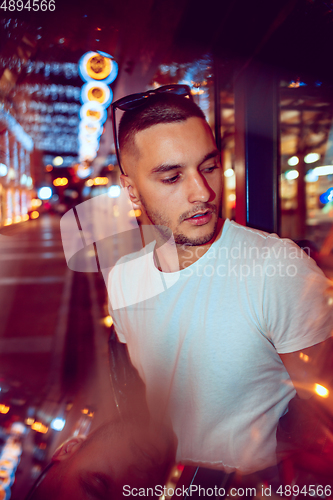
<box><xmin>279</xmin><ymin>336</ymin><xmax>333</xmax><ymax>404</ymax></box>
<box><xmin>277</xmin><ymin>336</ymin><xmax>333</xmax><ymax>480</ymax></box>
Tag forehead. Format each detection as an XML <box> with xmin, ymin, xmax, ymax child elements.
<box><xmin>130</xmin><ymin>117</ymin><xmax>216</xmax><ymax>172</ymax></box>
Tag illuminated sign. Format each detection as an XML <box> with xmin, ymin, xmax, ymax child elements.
<box><xmin>79</xmin><ymin>51</ymin><xmax>118</xmax><ymax>84</ymax></box>
<box><xmin>81</xmin><ymin>81</ymin><xmax>112</xmax><ymax>107</ymax></box>
<box><xmin>78</xmin><ymin>51</ymin><xmax>117</xmax><ymax>163</ymax></box>
<box><xmin>80</xmin><ymin>102</ymin><xmax>107</xmax><ymax>125</ymax></box>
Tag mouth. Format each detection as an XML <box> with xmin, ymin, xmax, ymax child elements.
<box><xmin>184</xmin><ymin>210</ymin><xmax>213</xmax><ymax>226</ymax></box>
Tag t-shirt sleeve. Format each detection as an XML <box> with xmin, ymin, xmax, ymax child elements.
<box><xmin>262</xmin><ymin>239</ymin><xmax>333</xmax><ymax>354</ymax></box>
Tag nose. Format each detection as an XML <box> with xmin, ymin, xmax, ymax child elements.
<box><xmin>186</xmin><ymin>171</ymin><xmax>212</xmax><ymax>204</ymax></box>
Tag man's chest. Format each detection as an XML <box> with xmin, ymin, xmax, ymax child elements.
<box><xmin>116</xmin><ymin>281</ymin><xmax>284</xmax><ymax>405</ymax></box>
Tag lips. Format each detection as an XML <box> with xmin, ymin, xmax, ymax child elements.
<box><xmin>185</xmin><ymin>210</ymin><xmax>213</xmax><ymax>226</ymax></box>
<box><xmin>185</xmin><ymin>210</ymin><xmax>210</xmax><ymax>220</ymax></box>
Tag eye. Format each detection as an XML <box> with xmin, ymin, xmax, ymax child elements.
<box><xmin>161</xmin><ymin>174</ymin><xmax>180</xmax><ymax>184</ymax></box>
<box><xmin>80</xmin><ymin>473</ymin><xmax>110</xmax><ymax>499</ymax></box>
<box><xmin>202</xmin><ymin>165</ymin><xmax>218</xmax><ymax>173</ymax></box>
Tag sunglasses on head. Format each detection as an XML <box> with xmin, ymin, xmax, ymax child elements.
<box><xmin>111</xmin><ymin>84</ymin><xmax>193</xmax><ymax>175</ymax></box>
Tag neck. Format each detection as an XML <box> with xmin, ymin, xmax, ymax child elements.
<box><xmin>153</xmin><ymin>218</ymin><xmax>224</xmax><ymax>272</ymax></box>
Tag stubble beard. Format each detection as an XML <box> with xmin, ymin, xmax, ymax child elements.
<box><xmin>139</xmin><ymin>196</ymin><xmax>218</xmax><ymax>247</ymax></box>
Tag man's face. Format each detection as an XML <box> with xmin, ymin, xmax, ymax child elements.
<box><xmin>34</xmin><ymin>420</ymin><xmax>175</xmax><ymax>499</ymax></box>
<box><xmin>122</xmin><ymin>117</ymin><xmax>223</xmax><ymax>246</ymax></box>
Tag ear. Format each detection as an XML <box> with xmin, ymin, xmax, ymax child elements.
<box><xmin>120</xmin><ymin>174</ymin><xmax>142</xmax><ymax>206</ymax></box>
<box><xmin>52</xmin><ymin>436</ymin><xmax>86</xmax><ymax>462</ymax></box>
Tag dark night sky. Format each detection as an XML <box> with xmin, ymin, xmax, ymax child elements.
<box><xmin>1</xmin><ymin>0</ymin><xmax>333</xmax><ymax>84</ymax></box>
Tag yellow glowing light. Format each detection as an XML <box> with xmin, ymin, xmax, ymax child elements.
<box><xmin>86</xmin><ymin>54</ymin><xmax>112</xmax><ymax>80</ymax></box>
<box><xmin>93</xmin><ymin>177</ymin><xmax>108</xmax><ymax>186</ymax></box>
<box><xmin>31</xmin><ymin>198</ymin><xmax>42</xmax><ymax>209</ymax></box>
<box><xmin>103</xmin><ymin>315</ymin><xmax>113</xmax><ymax>328</ymax></box>
<box><xmin>128</xmin><ymin>209</ymin><xmax>142</xmax><ymax>217</ymax></box>
<box><xmin>8</xmin><ymin>168</ymin><xmax>16</xmax><ymax>180</ymax></box>
<box><xmin>31</xmin><ymin>422</ymin><xmax>48</xmax><ymax>434</ymax></box>
<box><xmin>30</xmin><ymin>211</ymin><xmax>40</xmax><ymax>220</ymax></box>
<box><xmin>88</xmin><ymin>412</ymin><xmax>94</xmax><ymax>418</ymax></box>
<box><xmin>190</xmin><ymin>88</ymin><xmax>205</xmax><ymax>95</ymax></box>
<box><xmin>14</xmin><ymin>216</ymin><xmax>21</xmax><ymax>223</ymax></box>
<box><xmin>53</xmin><ymin>178</ymin><xmax>68</xmax><ymax>186</ymax></box>
<box><xmin>25</xmin><ymin>418</ymin><xmax>35</xmax><ymax>426</ymax></box>
<box><xmin>87</xmin><ymin>86</ymin><xmax>106</xmax><ymax>104</ymax></box>
<box><xmin>86</xmin><ymin>179</ymin><xmax>93</xmax><ymax>187</ymax></box>
<box><xmin>0</xmin><ymin>405</ymin><xmax>10</xmax><ymax>414</ymax></box>
<box><xmin>4</xmin><ymin>218</ymin><xmax>12</xmax><ymax>226</ymax></box>
<box><xmin>299</xmin><ymin>352</ymin><xmax>309</xmax><ymax>362</ymax></box>
<box><xmin>82</xmin><ymin>408</ymin><xmax>89</xmax><ymax>415</ymax></box>
<box><xmin>87</xmin><ymin>109</ymin><xmax>101</xmax><ymax>120</ymax></box>
<box><xmin>314</xmin><ymin>383</ymin><xmax>329</xmax><ymax>398</ymax></box>
<box><xmin>82</xmin><ymin>124</ymin><xmax>99</xmax><ymax>135</ymax></box>
<box><xmin>113</xmin><ymin>205</ymin><xmax>119</xmax><ymax>217</ymax></box>
<box><xmin>224</xmin><ymin>169</ymin><xmax>234</xmax><ymax>177</ymax></box>
<box><xmin>22</xmin><ymin>214</ymin><xmax>29</xmax><ymax>222</ymax></box>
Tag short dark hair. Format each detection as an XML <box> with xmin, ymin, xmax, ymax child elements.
<box><xmin>118</xmin><ymin>93</ymin><xmax>206</xmax><ymax>155</ymax></box>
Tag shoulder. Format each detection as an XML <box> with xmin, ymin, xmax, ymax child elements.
<box><xmin>222</xmin><ymin>221</ymin><xmax>317</xmax><ymax>263</ymax></box>
<box><xmin>107</xmin><ymin>241</ymin><xmax>156</xmax><ymax>309</ymax></box>
<box><xmin>222</xmin><ymin>220</ymin><xmax>280</xmax><ymax>248</ymax></box>
<box><xmin>109</xmin><ymin>241</ymin><xmax>155</xmax><ymax>277</ymax></box>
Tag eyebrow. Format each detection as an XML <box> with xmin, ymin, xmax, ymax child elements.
<box><xmin>150</xmin><ymin>149</ymin><xmax>220</xmax><ymax>175</ymax></box>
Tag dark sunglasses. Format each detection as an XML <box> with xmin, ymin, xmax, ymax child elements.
<box><xmin>111</xmin><ymin>84</ymin><xmax>193</xmax><ymax>175</ymax></box>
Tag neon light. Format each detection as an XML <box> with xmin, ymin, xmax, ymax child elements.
<box><xmin>108</xmin><ymin>185</ymin><xmax>121</xmax><ymax>198</ymax></box>
<box><xmin>0</xmin><ymin>110</ymin><xmax>33</xmax><ymax>151</ymax></box>
<box><xmin>81</xmin><ymin>81</ymin><xmax>112</xmax><ymax>107</ymax></box>
<box><xmin>285</xmin><ymin>170</ymin><xmax>299</xmax><ymax>180</ymax></box>
<box><xmin>50</xmin><ymin>418</ymin><xmax>66</xmax><ymax>431</ymax></box>
<box><xmin>80</xmin><ymin>102</ymin><xmax>107</xmax><ymax>124</ymax></box>
<box><xmin>313</xmin><ymin>165</ymin><xmax>333</xmax><ymax>176</ymax></box>
<box><xmin>38</xmin><ymin>187</ymin><xmax>52</xmax><ymax>200</ymax></box>
<box><xmin>79</xmin><ymin>51</ymin><xmax>118</xmax><ymax>84</ymax></box>
<box><xmin>0</xmin><ymin>164</ymin><xmax>8</xmax><ymax>177</ymax></box>
<box><xmin>304</xmin><ymin>153</ymin><xmax>320</xmax><ymax>164</ymax></box>
<box><xmin>287</xmin><ymin>156</ymin><xmax>299</xmax><ymax>167</ymax></box>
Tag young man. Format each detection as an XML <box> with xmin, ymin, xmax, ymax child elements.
<box><xmin>25</xmin><ymin>416</ymin><xmax>175</xmax><ymax>499</ymax></box>
<box><xmin>107</xmin><ymin>85</ymin><xmax>333</xmax><ymax>477</ymax></box>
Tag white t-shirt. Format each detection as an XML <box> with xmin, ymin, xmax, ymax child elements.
<box><xmin>107</xmin><ymin>220</ymin><xmax>333</xmax><ymax>474</ymax></box>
